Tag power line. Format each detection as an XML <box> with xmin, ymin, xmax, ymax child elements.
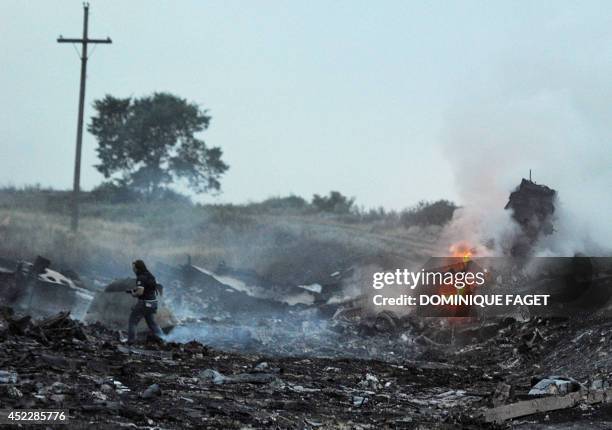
<box><xmin>57</xmin><ymin>3</ymin><xmax>112</xmax><ymax>232</ymax></box>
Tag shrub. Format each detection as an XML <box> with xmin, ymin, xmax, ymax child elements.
<box><xmin>91</xmin><ymin>182</ymin><xmax>191</xmax><ymax>205</ymax></box>
<box><xmin>91</xmin><ymin>182</ymin><xmax>141</xmax><ymax>204</ymax></box>
<box><xmin>247</xmin><ymin>195</ymin><xmax>309</xmax><ymax>213</ymax></box>
<box><xmin>400</xmin><ymin>200</ymin><xmax>457</xmax><ymax>227</ymax></box>
<box><xmin>312</xmin><ymin>191</ymin><xmax>355</xmax><ymax>214</ymax></box>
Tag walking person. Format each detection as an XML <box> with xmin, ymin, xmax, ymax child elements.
<box><xmin>127</xmin><ymin>260</ymin><xmax>164</xmax><ymax>344</ymax></box>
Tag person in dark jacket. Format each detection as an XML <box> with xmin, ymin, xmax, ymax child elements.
<box><xmin>127</xmin><ymin>260</ymin><xmax>164</xmax><ymax>344</ymax></box>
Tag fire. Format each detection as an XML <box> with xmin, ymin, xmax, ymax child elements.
<box><xmin>416</xmin><ymin>241</ymin><xmax>487</xmax><ymax>323</ymax></box>
<box><xmin>449</xmin><ymin>242</ymin><xmax>476</xmax><ymax>262</ymax></box>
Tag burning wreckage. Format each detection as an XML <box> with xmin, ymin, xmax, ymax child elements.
<box><xmin>505</xmin><ymin>178</ymin><xmax>557</xmax><ymax>257</ymax></box>
<box><xmin>1</xmin><ymin>179</ymin><xmax>612</xmax><ymax>428</ymax></box>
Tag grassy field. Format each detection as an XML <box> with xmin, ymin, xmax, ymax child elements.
<box><xmin>0</xmin><ymin>188</ymin><xmax>444</xmax><ymax>283</ymax></box>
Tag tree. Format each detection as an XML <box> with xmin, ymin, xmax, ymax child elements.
<box><xmin>88</xmin><ymin>92</ymin><xmax>229</xmax><ymax>197</ymax></box>
<box><xmin>312</xmin><ymin>191</ymin><xmax>355</xmax><ymax>214</ymax></box>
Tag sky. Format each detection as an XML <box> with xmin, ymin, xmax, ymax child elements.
<box><xmin>1</xmin><ymin>0</ymin><xmax>611</xmax><ymax>210</ymax></box>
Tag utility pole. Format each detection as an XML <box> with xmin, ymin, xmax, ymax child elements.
<box><xmin>58</xmin><ymin>3</ymin><xmax>111</xmax><ymax>231</ymax></box>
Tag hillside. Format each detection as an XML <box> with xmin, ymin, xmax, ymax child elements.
<box><xmin>0</xmin><ymin>188</ymin><xmax>444</xmax><ymax>283</ymax></box>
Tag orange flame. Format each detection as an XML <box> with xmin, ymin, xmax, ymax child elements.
<box><xmin>449</xmin><ymin>242</ymin><xmax>476</xmax><ymax>262</ymax></box>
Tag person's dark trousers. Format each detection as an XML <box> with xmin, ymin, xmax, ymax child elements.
<box><xmin>128</xmin><ymin>300</ymin><xmax>164</xmax><ymax>343</ymax></box>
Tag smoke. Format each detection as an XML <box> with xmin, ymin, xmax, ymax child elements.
<box><xmin>439</xmin><ymin>55</ymin><xmax>612</xmax><ymax>257</ymax></box>
<box><xmin>535</xmin><ymin>201</ymin><xmax>610</xmax><ymax>257</ymax></box>
<box><xmin>438</xmin><ymin>207</ymin><xmax>519</xmax><ymax>257</ymax></box>
<box><xmin>163</xmin><ymin>313</ymin><xmax>348</xmax><ymax>358</ymax></box>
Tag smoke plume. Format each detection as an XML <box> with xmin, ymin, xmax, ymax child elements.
<box><xmin>439</xmin><ymin>56</ymin><xmax>612</xmax><ymax>257</ymax></box>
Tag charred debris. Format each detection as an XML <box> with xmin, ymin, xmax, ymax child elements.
<box><xmin>504</xmin><ymin>177</ymin><xmax>557</xmax><ymax>257</ymax></box>
<box><xmin>2</xmin><ymin>270</ymin><xmax>612</xmax><ymax>428</ymax></box>
<box><xmin>2</xmin><ymin>179</ymin><xmax>612</xmax><ymax>428</ymax></box>
<box><xmin>2</xmin><ymin>259</ymin><xmax>612</xmax><ymax>428</ymax></box>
